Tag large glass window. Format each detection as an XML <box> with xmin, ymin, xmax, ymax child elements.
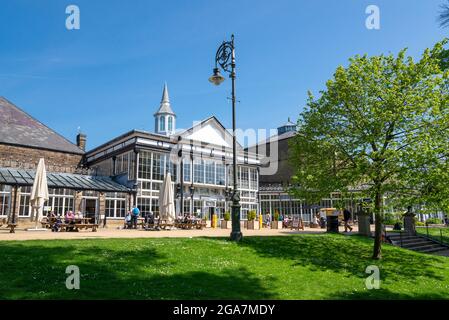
<box><xmin>19</xmin><ymin>186</ymin><xmax>31</xmax><ymax>217</ymax></box>
<box><xmin>194</xmin><ymin>159</ymin><xmax>204</xmax><ymax>184</ymax></box>
<box><xmin>166</xmin><ymin>157</ymin><xmax>177</xmax><ymax>182</ymax></box>
<box><xmin>216</xmin><ymin>163</ymin><xmax>225</xmax><ymax>186</ymax></box>
<box><xmin>44</xmin><ymin>189</ymin><xmax>75</xmax><ymax>215</ymax></box>
<box><xmin>152</xmin><ymin>198</ymin><xmax>159</xmax><ymax>216</ymax></box>
<box><xmin>250</xmin><ymin>168</ymin><xmax>258</xmax><ymax>190</ymax></box>
<box><xmin>239</xmin><ymin>167</ymin><xmax>249</xmax><ymax>189</ymax></box>
<box><xmin>193</xmin><ymin>200</ymin><xmax>202</xmax><ymax>217</ymax></box>
<box><xmin>105</xmin><ymin>193</ymin><xmax>127</xmax><ymax>218</ymax></box>
<box><xmin>137</xmin><ymin>197</ymin><xmax>152</xmax><ymax>216</ymax></box>
<box><xmin>205</xmin><ymin>160</ymin><xmax>215</xmax><ymax>185</ymax></box>
<box><xmin>0</xmin><ymin>185</ymin><xmax>11</xmax><ymax>216</ymax></box>
<box><xmin>152</xmin><ymin>153</ymin><xmax>165</xmax><ymax>181</ymax></box>
<box><xmin>138</xmin><ymin>151</ymin><xmax>152</xmax><ymax>180</ymax></box>
<box><xmin>183</xmin><ymin>159</ymin><xmax>191</xmax><ymax>182</ymax></box>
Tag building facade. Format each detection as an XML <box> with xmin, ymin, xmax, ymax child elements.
<box><xmin>85</xmin><ymin>84</ymin><xmax>260</xmax><ymax>221</ymax></box>
<box><xmin>0</xmin><ymin>97</ymin><xmax>132</xmax><ymax>225</ymax></box>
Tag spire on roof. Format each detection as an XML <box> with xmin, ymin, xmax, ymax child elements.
<box><xmin>154</xmin><ymin>82</ymin><xmax>175</xmax><ymax>116</ymax></box>
<box><xmin>161</xmin><ymin>82</ymin><xmax>170</xmax><ymax>104</ymax></box>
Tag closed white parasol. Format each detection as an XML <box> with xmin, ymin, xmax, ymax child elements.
<box><xmin>159</xmin><ymin>172</ymin><xmax>175</xmax><ymax>223</ymax></box>
<box><xmin>29</xmin><ymin>158</ymin><xmax>49</xmax><ymax>230</ymax></box>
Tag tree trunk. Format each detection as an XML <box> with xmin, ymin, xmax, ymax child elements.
<box><xmin>372</xmin><ymin>190</ymin><xmax>383</xmax><ymax>260</ymax></box>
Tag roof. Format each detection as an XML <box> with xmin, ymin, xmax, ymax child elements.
<box><xmin>176</xmin><ymin>116</ymin><xmax>244</xmax><ymax>151</ymax></box>
<box><xmin>0</xmin><ymin>97</ymin><xmax>84</xmax><ymax>155</ymax></box>
<box><xmin>247</xmin><ymin>130</ymin><xmax>297</xmax><ymax>149</ymax></box>
<box><xmin>154</xmin><ymin>83</ymin><xmax>175</xmax><ymax>116</ymax></box>
<box><xmin>0</xmin><ymin>167</ymin><xmax>131</xmax><ymax>193</ymax></box>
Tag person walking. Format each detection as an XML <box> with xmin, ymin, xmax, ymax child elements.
<box><xmin>343</xmin><ymin>208</ymin><xmax>353</xmax><ymax>232</ymax></box>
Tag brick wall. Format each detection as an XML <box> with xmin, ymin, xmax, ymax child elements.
<box><xmin>0</xmin><ymin>144</ymin><xmax>83</xmax><ymax>173</ymax></box>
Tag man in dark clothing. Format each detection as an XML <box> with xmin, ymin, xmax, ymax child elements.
<box><xmin>343</xmin><ymin>208</ymin><xmax>353</xmax><ymax>232</ymax></box>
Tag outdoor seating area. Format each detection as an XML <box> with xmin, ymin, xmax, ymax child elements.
<box><xmin>40</xmin><ymin>215</ymin><xmax>98</xmax><ymax>232</ymax></box>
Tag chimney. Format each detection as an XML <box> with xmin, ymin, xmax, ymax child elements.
<box><xmin>76</xmin><ymin>133</ymin><xmax>87</xmax><ymax>151</ymax></box>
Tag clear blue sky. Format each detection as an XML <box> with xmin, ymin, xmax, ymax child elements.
<box><xmin>0</xmin><ymin>0</ymin><xmax>447</xmax><ymax>150</ymax></box>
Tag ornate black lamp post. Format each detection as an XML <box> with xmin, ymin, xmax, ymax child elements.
<box><xmin>209</xmin><ymin>34</ymin><xmax>242</xmax><ymax>242</ymax></box>
<box><xmin>189</xmin><ymin>184</ymin><xmax>195</xmax><ymax>215</ymax></box>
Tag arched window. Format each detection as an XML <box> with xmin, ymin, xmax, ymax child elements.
<box><xmin>168</xmin><ymin>116</ymin><xmax>173</xmax><ymax>131</ymax></box>
<box><xmin>160</xmin><ymin>116</ymin><xmax>165</xmax><ymax>131</ymax></box>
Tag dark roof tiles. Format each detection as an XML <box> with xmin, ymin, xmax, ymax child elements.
<box><xmin>0</xmin><ymin>97</ymin><xmax>84</xmax><ymax>154</ymax></box>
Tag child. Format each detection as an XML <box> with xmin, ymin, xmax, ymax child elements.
<box><xmin>52</xmin><ymin>215</ymin><xmax>62</xmax><ymax>232</ymax></box>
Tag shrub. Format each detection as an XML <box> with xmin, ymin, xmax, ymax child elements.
<box><xmin>383</xmin><ymin>213</ymin><xmax>398</xmax><ymax>225</ymax></box>
<box><xmin>426</xmin><ymin>218</ymin><xmax>442</xmax><ymax>225</ymax></box>
<box><xmin>224</xmin><ymin>212</ymin><xmax>231</xmax><ymax>221</ymax></box>
<box><xmin>416</xmin><ymin>221</ymin><xmax>425</xmax><ymax>226</ymax></box>
<box><xmin>247</xmin><ymin>210</ymin><xmax>256</xmax><ymax>221</ymax></box>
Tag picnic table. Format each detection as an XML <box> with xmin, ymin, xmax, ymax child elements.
<box><xmin>41</xmin><ymin>216</ymin><xmax>98</xmax><ymax>232</ymax></box>
<box><xmin>174</xmin><ymin>218</ymin><xmax>207</xmax><ymax>230</ymax></box>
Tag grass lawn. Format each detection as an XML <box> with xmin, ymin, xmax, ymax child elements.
<box><xmin>1</xmin><ymin>234</ymin><xmax>449</xmax><ymax>300</ymax></box>
<box><xmin>416</xmin><ymin>226</ymin><xmax>449</xmax><ymax>246</ymax></box>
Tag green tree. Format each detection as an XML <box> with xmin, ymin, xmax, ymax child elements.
<box><xmin>290</xmin><ymin>41</ymin><xmax>449</xmax><ymax>259</ymax></box>
<box><xmin>438</xmin><ymin>1</ymin><xmax>449</xmax><ymax>28</ymax></box>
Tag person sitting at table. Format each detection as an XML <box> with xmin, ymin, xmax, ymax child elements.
<box><xmin>65</xmin><ymin>211</ymin><xmax>75</xmax><ymax>231</ymax></box>
<box><xmin>52</xmin><ymin>215</ymin><xmax>62</xmax><ymax>232</ymax></box>
<box><xmin>77</xmin><ymin>211</ymin><xmax>84</xmax><ymax>219</ymax></box>
<box><xmin>283</xmin><ymin>216</ymin><xmax>289</xmax><ymax>228</ymax></box>
<box><xmin>124</xmin><ymin>211</ymin><xmax>132</xmax><ymax>229</ymax></box>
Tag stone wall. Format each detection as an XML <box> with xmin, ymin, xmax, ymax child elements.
<box><xmin>0</xmin><ymin>144</ymin><xmax>83</xmax><ymax>173</ymax></box>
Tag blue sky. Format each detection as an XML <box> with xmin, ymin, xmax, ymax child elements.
<box><xmin>0</xmin><ymin>0</ymin><xmax>447</xmax><ymax>150</ymax></box>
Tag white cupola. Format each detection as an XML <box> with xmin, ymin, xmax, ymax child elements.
<box><xmin>154</xmin><ymin>83</ymin><xmax>176</xmax><ymax>136</ymax></box>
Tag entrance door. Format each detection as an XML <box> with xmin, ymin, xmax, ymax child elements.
<box><xmin>84</xmin><ymin>199</ymin><xmax>97</xmax><ymax>221</ymax></box>
<box><xmin>203</xmin><ymin>200</ymin><xmax>215</xmax><ymax>220</ymax></box>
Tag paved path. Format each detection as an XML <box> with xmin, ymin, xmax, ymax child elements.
<box><xmin>0</xmin><ymin>226</ymin><xmax>357</xmax><ymax>241</ymax></box>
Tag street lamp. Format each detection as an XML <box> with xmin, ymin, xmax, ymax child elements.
<box><xmin>209</xmin><ymin>34</ymin><xmax>242</xmax><ymax>242</ymax></box>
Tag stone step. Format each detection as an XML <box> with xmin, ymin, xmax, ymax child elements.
<box><xmin>419</xmin><ymin>246</ymin><xmax>449</xmax><ymax>253</ymax></box>
<box><xmin>410</xmin><ymin>244</ymin><xmax>445</xmax><ymax>252</ymax></box>
<box><xmin>393</xmin><ymin>238</ymin><xmax>429</xmax><ymax>244</ymax></box>
<box><xmin>402</xmin><ymin>241</ymin><xmax>437</xmax><ymax>249</ymax></box>
<box><xmin>389</xmin><ymin>235</ymin><xmax>418</xmax><ymax>242</ymax></box>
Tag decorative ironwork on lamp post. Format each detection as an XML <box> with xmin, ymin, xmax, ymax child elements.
<box><xmin>209</xmin><ymin>34</ymin><xmax>242</xmax><ymax>242</ymax></box>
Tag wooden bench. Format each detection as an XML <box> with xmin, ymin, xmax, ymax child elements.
<box><xmin>290</xmin><ymin>219</ymin><xmax>305</xmax><ymax>230</ymax></box>
<box><xmin>74</xmin><ymin>224</ymin><xmax>98</xmax><ymax>232</ymax></box>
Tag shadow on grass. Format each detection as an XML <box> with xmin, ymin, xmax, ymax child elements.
<box><xmin>206</xmin><ymin>234</ymin><xmax>446</xmax><ymax>283</ymax></box>
<box><xmin>0</xmin><ymin>240</ymin><xmax>276</xmax><ymax>300</ymax></box>
<box><xmin>328</xmin><ymin>288</ymin><xmax>449</xmax><ymax>300</ymax></box>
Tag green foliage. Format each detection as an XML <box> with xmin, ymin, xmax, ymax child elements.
<box><xmin>289</xmin><ymin>40</ymin><xmax>449</xmax><ymax>258</ymax></box>
<box><xmin>384</xmin><ymin>213</ymin><xmax>399</xmax><ymax>225</ymax></box>
<box><xmin>426</xmin><ymin>218</ymin><xmax>442</xmax><ymax>225</ymax></box>
<box><xmin>247</xmin><ymin>210</ymin><xmax>257</xmax><ymax>221</ymax></box>
<box><xmin>224</xmin><ymin>212</ymin><xmax>231</xmax><ymax>221</ymax></box>
<box><xmin>416</xmin><ymin>221</ymin><xmax>425</xmax><ymax>226</ymax></box>
<box><xmin>273</xmin><ymin>211</ymin><xmax>280</xmax><ymax>222</ymax></box>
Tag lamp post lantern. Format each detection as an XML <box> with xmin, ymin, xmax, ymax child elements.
<box><xmin>209</xmin><ymin>34</ymin><xmax>242</xmax><ymax>242</ymax></box>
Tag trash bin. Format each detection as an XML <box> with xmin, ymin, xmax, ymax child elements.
<box><xmin>327</xmin><ymin>215</ymin><xmax>339</xmax><ymax>233</ymax></box>
<box><xmin>320</xmin><ymin>208</ymin><xmax>339</xmax><ymax>233</ymax></box>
